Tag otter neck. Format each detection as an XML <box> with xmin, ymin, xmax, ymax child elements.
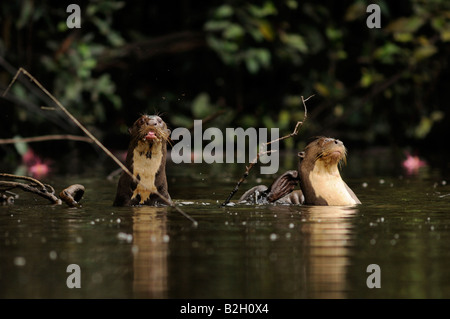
<box><xmin>130</xmin><ymin>140</ymin><xmax>165</xmax><ymax>204</ymax></box>
<box><xmin>310</xmin><ymin>159</ymin><xmax>341</xmax><ymax>177</ymax></box>
<box><xmin>301</xmin><ymin>159</ymin><xmax>357</xmax><ymax>206</ymax></box>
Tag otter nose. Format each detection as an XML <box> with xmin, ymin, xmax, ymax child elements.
<box><xmin>146</xmin><ymin>116</ymin><xmax>159</xmax><ymax>126</ymax></box>
<box><xmin>334</xmin><ymin>139</ymin><xmax>343</xmax><ymax>145</ymax></box>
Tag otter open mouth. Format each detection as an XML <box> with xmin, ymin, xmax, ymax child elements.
<box><xmin>145</xmin><ymin>130</ymin><xmax>158</xmax><ymax>141</ymax></box>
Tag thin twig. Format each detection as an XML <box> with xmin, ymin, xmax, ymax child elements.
<box><xmin>0</xmin><ymin>134</ymin><xmax>94</xmax><ymax>144</ymax></box>
<box><xmin>221</xmin><ymin>95</ymin><xmax>312</xmax><ymax>206</ymax></box>
<box><xmin>3</xmin><ymin>68</ymin><xmax>197</xmax><ymax>226</ymax></box>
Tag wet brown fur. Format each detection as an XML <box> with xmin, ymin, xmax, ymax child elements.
<box><xmin>113</xmin><ymin>115</ymin><xmax>171</xmax><ymax>206</ymax></box>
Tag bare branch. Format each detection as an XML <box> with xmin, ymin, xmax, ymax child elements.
<box><xmin>221</xmin><ymin>95</ymin><xmax>312</xmax><ymax>206</ymax></box>
<box><xmin>3</xmin><ymin>68</ymin><xmax>196</xmax><ymax>225</ymax></box>
<box><xmin>0</xmin><ymin>174</ymin><xmax>61</xmax><ymax>205</ymax></box>
<box><xmin>0</xmin><ymin>135</ymin><xmax>94</xmax><ymax>145</ymax></box>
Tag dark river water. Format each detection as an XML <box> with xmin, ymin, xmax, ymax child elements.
<box><xmin>0</xmin><ymin>151</ymin><xmax>449</xmax><ymax>299</ymax></box>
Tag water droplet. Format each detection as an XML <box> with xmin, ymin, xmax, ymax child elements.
<box><xmin>49</xmin><ymin>251</ymin><xmax>57</xmax><ymax>260</ymax></box>
<box><xmin>14</xmin><ymin>256</ymin><xmax>26</xmax><ymax>267</ymax></box>
<box><xmin>270</xmin><ymin>233</ymin><xmax>278</xmax><ymax>241</ymax></box>
<box><xmin>117</xmin><ymin>232</ymin><xmax>133</xmax><ymax>243</ymax></box>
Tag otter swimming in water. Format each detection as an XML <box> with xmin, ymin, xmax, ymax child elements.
<box><xmin>239</xmin><ymin>137</ymin><xmax>361</xmax><ymax>206</ymax></box>
<box><xmin>113</xmin><ymin>115</ymin><xmax>171</xmax><ymax>206</ymax></box>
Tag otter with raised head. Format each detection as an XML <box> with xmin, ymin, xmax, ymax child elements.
<box><xmin>113</xmin><ymin>115</ymin><xmax>171</xmax><ymax>206</ymax></box>
<box><xmin>298</xmin><ymin>137</ymin><xmax>360</xmax><ymax>206</ymax></box>
<box><xmin>239</xmin><ymin>137</ymin><xmax>360</xmax><ymax>206</ymax></box>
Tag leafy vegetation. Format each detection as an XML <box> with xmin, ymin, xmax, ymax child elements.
<box><xmin>1</xmin><ymin>0</ymin><xmax>449</xmax><ymax>158</ymax></box>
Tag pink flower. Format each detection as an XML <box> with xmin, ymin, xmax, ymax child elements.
<box><xmin>402</xmin><ymin>153</ymin><xmax>427</xmax><ymax>175</ymax></box>
<box><xmin>21</xmin><ymin>148</ymin><xmax>51</xmax><ymax>178</ymax></box>
<box><xmin>29</xmin><ymin>162</ymin><xmax>50</xmax><ymax>178</ymax></box>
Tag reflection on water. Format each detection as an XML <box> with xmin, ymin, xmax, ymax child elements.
<box><xmin>131</xmin><ymin>207</ymin><xmax>168</xmax><ymax>298</ymax></box>
<box><xmin>299</xmin><ymin>205</ymin><xmax>357</xmax><ymax>298</ymax></box>
<box><xmin>0</xmin><ymin>162</ymin><xmax>449</xmax><ymax>299</ymax></box>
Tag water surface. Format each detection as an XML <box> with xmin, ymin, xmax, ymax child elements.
<box><xmin>1</xmin><ymin>155</ymin><xmax>449</xmax><ymax>299</ymax></box>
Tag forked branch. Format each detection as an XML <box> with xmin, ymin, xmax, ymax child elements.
<box><xmin>221</xmin><ymin>95</ymin><xmax>312</xmax><ymax>206</ymax></box>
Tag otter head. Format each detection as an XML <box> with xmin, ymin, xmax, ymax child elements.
<box><xmin>129</xmin><ymin>115</ymin><xmax>171</xmax><ymax>146</ymax></box>
<box><xmin>298</xmin><ymin>137</ymin><xmax>347</xmax><ymax>174</ymax></box>
<box><xmin>297</xmin><ymin>137</ymin><xmax>360</xmax><ymax>206</ymax></box>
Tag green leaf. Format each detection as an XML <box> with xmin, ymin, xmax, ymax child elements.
<box><xmin>215</xmin><ymin>4</ymin><xmax>234</xmax><ymax>18</ymax></box>
<box><xmin>374</xmin><ymin>42</ymin><xmax>402</xmax><ymax>64</ymax></box>
<box><xmin>278</xmin><ymin>110</ymin><xmax>290</xmax><ymax>129</ymax></box>
<box><xmin>414</xmin><ymin>116</ymin><xmax>432</xmax><ymax>139</ymax></box>
<box><xmin>17</xmin><ymin>0</ymin><xmax>34</xmax><ymax>29</ymax></box>
<box><xmin>204</xmin><ymin>20</ymin><xmax>231</xmax><ymax>32</ymax></box>
<box><xmin>281</xmin><ymin>33</ymin><xmax>308</xmax><ymax>53</ymax></box>
<box><xmin>411</xmin><ymin>44</ymin><xmax>437</xmax><ymax>63</ymax></box>
<box><xmin>245</xmin><ymin>57</ymin><xmax>259</xmax><ymax>74</ymax></box>
<box><xmin>248</xmin><ymin>2</ymin><xmax>278</xmax><ymax>18</ymax></box>
<box><xmin>14</xmin><ymin>136</ymin><xmax>28</xmax><ymax>156</ymax></box>
<box><xmin>223</xmin><ymin>23</ymin><xmax>245</xmax><ymax>39</ymax></box>
<box><xmin>192</xmin><ymin>93</ymin><xmax>211</xmax><ymax>118</ymax></box>
<box><xmin>344</xmin><ymin>2</ymin><xmax>367</xmax><ymax>21</ymax></box>
<box><xmin>386</xmin><ymin>16</ymin><xmax>425</xmax><ymax>34</ymax></box>
<box><xmin>256</xmin><ymin>20</ymin><xmax>275</xmax><ymax>41</ymax></box>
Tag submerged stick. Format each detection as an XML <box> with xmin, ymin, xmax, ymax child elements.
<box><xmin>221</xmin><ymin>95</ymin><xmax>312</xmax><ymax>206</ymax></box>
<box><xmin>0</xmin><ymin>173</ymin><xmax>61</xmax><ymax>204</ymax></box>
<box><xmin>3</xmin><ymin>68</ymin><xmax>197</xmax><ymax>226</ymax></box>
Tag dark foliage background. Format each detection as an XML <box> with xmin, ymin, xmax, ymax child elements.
<box><xmin>1</xmin><ymin>0</ymin><xmax>449</xmax><ymax>169</ymax></box>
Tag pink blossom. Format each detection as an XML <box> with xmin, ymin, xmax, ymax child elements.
<box><xmin>29</xmin><ymin>162</ymin><xmax>50</xmax><ymax>178</ymax></box>
<box><xmin>402</xmin><ymin>153</ymin><xmax>427</xmax><ymax>175</ymax></box>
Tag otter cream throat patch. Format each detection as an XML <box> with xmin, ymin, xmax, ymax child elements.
<box><xmin>131</xmin><ymin>140</ymin><xmax>163</xmax><ymax>204</ymax></box>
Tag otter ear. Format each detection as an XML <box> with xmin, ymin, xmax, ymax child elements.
<box><xmin>128</xmin><ymin>127</ymin><xmax>133</xmax><ymax>135</ymax></box>
<box><xmin>298</xmin><ymin>151</ymin><xmax>305</xmax><ymax>159</ymax></box>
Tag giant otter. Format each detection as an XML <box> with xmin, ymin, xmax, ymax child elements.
<box><xmin>239</xmin><ymin>137</ymin><xmax>361</xmax><ymax>206</ymax></box>
<box><xmin>113</xmin><ymin>115</ymin><xmax>171</xmax><ymax>206</ymax></box>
